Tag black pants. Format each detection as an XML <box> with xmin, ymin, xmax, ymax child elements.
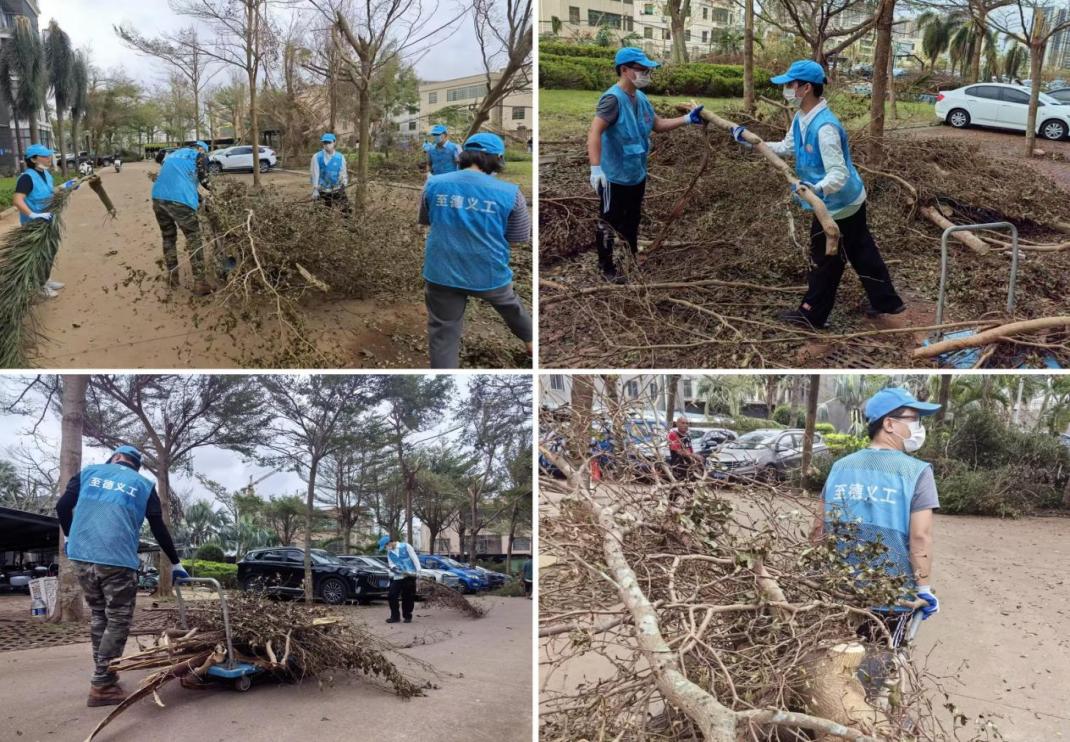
<box><xmin>800</xmin><ymin>202</ymin><xmax>902</xmax><ymax>326</ymax></box>
<box><xmin>388</xmin><ymin>576</ymin><xmax>416</xmax><ymax>620</ymax></box>
<box><xmin>319</xmin><ymin>188</ymin><xmax>351</xmax><ymax>217</ymax></box>
<box><xmin>596</xmin><ymin>179</ymin><xmax>646</xmax><ymax>272</ymax></box>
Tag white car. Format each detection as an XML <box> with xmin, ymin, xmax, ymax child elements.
<box><xmin>418</xmin><ymin>566</ymin><xmax>463</xmax><ymax>590</ymax></box>
<box><xmin>935</xmin><ymin>83</ymin><xmax>1070</xmax><ymax>141</ymax></box>
<box><xmin>208</xmin><ymin>144</ymin><xmax>278</xmax><ymax>173</ymax></box>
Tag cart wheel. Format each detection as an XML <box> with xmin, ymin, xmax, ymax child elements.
<box><xmin>234</xmin><ymin>675</ymin><xmax>252</xmax><ymax>692</ymax></box>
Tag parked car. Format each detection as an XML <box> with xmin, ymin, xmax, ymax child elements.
<box><xmin>209</xmin><ymin>145</ymin><xmax>278</xmax><ymax>173</ymax></box>
<box><xmin>418</xmin><ymin>555</ymin><xmax>487</xmax><ymax>593</ymax></box>
<box><xmin>237</xmin><ymin>547</ymin><xmax>389</xmax><ymax>605</ymax></box>
<box><xmin>697</xmin><ymin>428</ymin><xmax>738</xmax><ymax>455</ymax></box>
<box><xmin>363</xmin><ymin>554</ymin><xmax>460</xmax><ymax>591</ymax></box>
<box><xmin>336</xmin><ymin>555</ymin><xmax>396</xmax><ymax>601</ymax></box>
<box><xmin>706</xmin><ymin>428</ymin><xmax>828</xmax><ymax>482</ymax></box>
<box><xmin>1049</xmin><ymin>88</ymin><xmax>1070</xmax><ymax>105</ymax></box>
<box><xmin>935</xmin><ymin>83</ymin><xmax>1070</xmax><ymax>140</ymax></box>
<box><xmin>470</xmin><ymin>566</ymin><xmax>510</xmax><ymax>588</ymax></box>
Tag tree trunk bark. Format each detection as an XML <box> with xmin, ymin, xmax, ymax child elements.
<box><xmin>156</xmin><ymin>459</ymin><xmax>174</xmax><ymax>597</ymax></box>
<box><xmin>887</xmin><ymin>37</ymin><xmax>898</xmax><ymax>122</ymax></box>
<box><xmin>468</xmin><ymin>487</ymin><xmax>479</xmax><ymax>564</ymax></box>
<box><xmin>29</xmin><ymin>112</ymin><xmax>39</xmax><ymax>143</ymax></box>
<box><xmin>867</xmin><ymin>0</ymin><xmax>894</xmax><ymax>163</ymax></box>
<box><xmin>969</xmin><ymin>7</ymin><xmax>986</xmax><ymax>84</ymax></box>
<box><xmin>50</xmin><ymin>376</ymin><xmax>87</xmax><ymax>623</ymax></box>
<box><xmin>355</xmin><ymin>80</ymin><xmax>371</xmax><ymax>208</ymax></box>
<box><xmin>249</xmin><ymin>68</ymin><xmax>260</xmax><ymax>187</ymax></box>
<box><xmin>743</xmin><ymin>0</ymin><xmax>754</xmax><ymax>114</ymax></box>
<box><xmin>1025</xmin><ymin>41</ymin><xmax>1044</xmax><ymax>158</ymax></box>
<box><xmin>56</xmin><ymin>110</ymin><xmax>66</xmax><ymax>176</ymax></box>
<box><xmin>801</xmin><ymin>374</ymin><xmax>821</xmax><ymax>494</ymax></box>
<box><xmin>670</xmin><ymin>13</ymin><xmax>688</xmax><ymax>64</ymax></box>
<box><xmin>303</xmin><ymin>455</ymin><xmax>320</xmax><ymax>602</ymax></box>
<box><xmin>665</xmin><ymin>374</ymin><xmax>680</xmax><ymax>429</ymax></box>
<box><xmin>12</xmin><ymin>116</ymin><xmax>23</xmax><ymax>171</ymax></box>
<box><xmin>193</xmin><ymin>85</ymin><xmax>201</xmax><ymax>141</ymax></box>
<box><xmin>936</xmin><ymin>375</ymin><xmax>951</xmax><ymax>425</ymax></box>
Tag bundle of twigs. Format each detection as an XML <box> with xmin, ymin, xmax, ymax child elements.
<box><xmin>84</xmin><ymin>592</ymin><xmax>434</xmax><ymax>742</ymax></box>
<box><xmin>423</xmin><ymin>580</ymin><xmax>486</xmax><ymax>618</ymax></box>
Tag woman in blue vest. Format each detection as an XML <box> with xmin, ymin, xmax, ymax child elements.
<box><xmin>151</xmin><ymin>141</ymin><xmax>213</xmax><ymax>295</ymax></box>
<box><xmin>811</xmin><ymin>388</ymin><xmax>940</xmax><ymax>642</ymax></box>
<box><xmin>379</xmin><ymin>534</ymin><xmax>421</xmax><ymax>624</ymax></box>
<box><xmin>12</xmin><ymin>143</ymin><xmax>79</xmax><ymax>299</ymax></box>
<box><xmin>310</xmin><ymin>132</ymin><xmax>350</xmax><ymax>216</ymax></box>
<box><xmin>425</xmin><ymin>124</ymin><xmax>460</xmax><ymax>177</ymax></box>
<box><xmin>420</xmin><ymin>132</ymin><xmax>532</xmax><ymax>368</ymax></box>
<box><xmin>732</xmin><ymin>60</ymin><xmax>906</xmax><ymax>329</ymax></box>
<box><xmin>56</xmin><ymin>445</ymin><xmax>188</xmax><ymax>707</ymax></box>
<box><xmin>588</xmin><ymin>48</ymin><xmax>705</xmax><ymax>282</ymax></box>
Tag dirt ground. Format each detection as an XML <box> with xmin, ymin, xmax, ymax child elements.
<box><xmin>1</xmin><ymin>594</ymin><xmax>532</xmax><ymax>742</ymax></box>
<box><xmin>1</xmin><ymin>161</ymin><xmax>532</xmax><ymax>369</ymax></box>
<box><xmin>538</xmin><ymin>489</ymin><xmax>1070</xmax><ymax>740</ymax></box>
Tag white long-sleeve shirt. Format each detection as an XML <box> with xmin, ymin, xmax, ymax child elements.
<box><xmin>766</xmin><ymin>99</ymin><xmax>866</xmax><ymax>219</ymax></box>
<box><xmin>387</xmin><ymin>542</ymin><xmax>421</xmax><ymax>580</ymax></box>
<box><xmin>310</xmin><ymin>151</ymin><xmax>348</xmax><ymax>193</ymax></box>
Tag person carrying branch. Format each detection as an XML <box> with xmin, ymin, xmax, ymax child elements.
<box><xmin>151</xmin><ymin>141</ymin><xmax>212</xmax><ymax>295</ymax></box>
<box><xmin>419</xmin><ymin>131</ymin><xmax>533</xmax><ymax>368</ymax></box>
<box><xmin>56</xmin><ymin>445</ymin><xmax>189</xmax><ymax>707</ymax></box>
<box><xmin>425</xmin><ymin>124</ymin><xmax>460</xmax><ymax>178</ymax></box>
<box><xmin>731</xmin><ymin>60</ymin><xmax>906</xmax><ymax>329</ymax></box>
<box><xmin>668</xmin><ymin>416</ymin><xmax>704</xmax><ymax>482</ymax></box>
<box><xmin>811</xmin><ymin>388</ymin><xmax>940</xmax><ymax>643</ymax></box>
<box><xmin>310</xmin><ymin>132</ymin><xmax>350</xmax><ymax>216</ymax></box>
<box><xmin>379</xmin><ymin>534</ymin><xmax>420</xmax><ymax>624</ymax></box>
<box><xmin>12</xmin><ymin>143</ymin><xmax>80</xmax><ymax>299</ymax></box>
<box><xmin>588</xmin><ymin>48</ymin><xmax>705</xmax><ymax>283</ymax></box>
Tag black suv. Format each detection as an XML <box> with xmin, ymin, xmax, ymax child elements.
<box><xmin>237</xmin><ymin>547</ymin><xmax>391</xmax><ymax>605</ymax></box>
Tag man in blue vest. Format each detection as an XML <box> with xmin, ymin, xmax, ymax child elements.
<box><xmin>12</xmin><ymin>144</ymin><xmax>79</xmax><ymax>298</ymax></box>
<box><xmin>56</xmin><ymin>445</ymin><xmax>188</xmax><ymax>707</ymax></box>
<box><xmin>812</xmin><ymin>388</ymin><xmax>940</xmax><ymax>640</ymax></box>
<box><xmin>732</xmin><ymin>60</ymin><xmax>905</xmax><ymax>329</ymax></box>
<box><xmin>425</xmin><ymin>124</ymin><xmax>460</xmax><ymax>177</ymax></box>
<box><xmin>588</xmin><ymin>48</ymin><xmax>705</xmax><ymax>282</ymax></box>
<box><xmin>310</xmin><ymin>132</ymin><xmax>350</xmax><ymax>216</ymax></box>
<box><xmin>379</xmin><ymin>534</ymin><xmax>421</xmax><ymax>624</ymax></box>
<box><xmin>151</xmin><ymin>141</ymin><xmax>213</xmax><ymax>295</ymax></box>
<box><xmin>420</xmin><ymin>131</ymin><xmax>532</xmax><ymax>368</ymax></box>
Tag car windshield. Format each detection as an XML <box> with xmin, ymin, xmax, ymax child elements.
<box><xmin>438</xmin><ymin>557</ymin><xmax>466</xmax><ymax>569</ymax></box>
<box><xmin>310</xmin><ymin>550</ymin><xmax>343</xmax><ymax>565</ymax></box>
<box><xmin>726</xmin><ymin>431</ymin><xmax>779</xmax><ymax>449</ymax></box>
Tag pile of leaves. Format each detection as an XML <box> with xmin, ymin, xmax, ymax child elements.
<box><xmin>539</xmin><ymin>104</ymin><xmax>1070</xmax><ymax>369</ymax></box>
<box><xmin>423</xmin><ymin>579</ymin><xmax>487</xmax><ymax>618</ymax></box>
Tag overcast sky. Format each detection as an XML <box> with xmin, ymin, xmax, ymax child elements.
<box><xmin>39</xmin><ymin>0</ymin><xmax>485</xmax><ymax>90</ymax></box>
<box><xmin>0</xmin><ymin>375</ymin><xmax>472</xmax><ymax>509</ymax></box>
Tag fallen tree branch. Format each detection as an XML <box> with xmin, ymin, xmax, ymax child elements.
<box><xmin>540</xmin><ymin>278</ymin><xmax>806</xmax><ymax>305</ymax></box>
<box><xmin>645</xmin><ymin>128</ymin><xmax>714</xmax><ymax>258</ymax></box>
<box><xmin>918</xmin><ymin>206</ymin><xmax>989</xmax><ymax>255</ymax></box>
<box><xmin>913</xmin><ymin>316</ymin><xmax>1070</xmax><ymax>359</ymax></box>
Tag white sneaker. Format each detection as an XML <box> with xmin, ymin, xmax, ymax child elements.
<box><xmin>39</xmin><ymin>286</ymin><xmax>58</xmax><ymax>299</ymax></box>
<box><xmin>45</xmin><ymin>280</ymin><xmax>64</xmax><ymax>290</ymax></box>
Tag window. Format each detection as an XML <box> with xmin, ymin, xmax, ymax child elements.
<box><xmin>625</xmin><ymin>380</ymin><xmax>639</xmax><ymax>398</ymax></box>
<box><xmin>664</xmin><ymin>29</ymin><xmax>671</xmax><ymax>40</ymax></box>
<box><xmin>512</xmin><ymin>106</ymin><xmax>526</xmax><ymax>120</ymax></box>
<box><xmin>476</xmin><ymin>535</ymin><xmax>501</xmax><ymax>554</ymax></box>
<box><xmin>569</xmin><ymin>5</ymin><xmax>580</xmax><ymax>23</ymax></box>
<box><xmin>712</xmin><ymin>7</ymin><xmax>729</xmax><ymax>23</ymax></box>
<box><xmin>513</xmin><ymin>537</ymin><xmax>531</xmax><ymax>551</ymax></box>
<box><xmin>644</xmin><ymin>26</ymin><xmax>653</xmax><ymax>38</ymax></box>
<box><xmin>1000</xmin><ymin>87</ymin><xmax>1030</xmax><ymax>104</ymax></box>
<box><xmin>701</xmin><ymin>30</ymin><xmax>708</xmax><ymax>42</ymax></box>
<box><xmin>434</xmin><ymin>538</ymin><xmax>451</xmax><ymax>553</ymax></box>
<box><xmin>284</xmin><ymin>550</ymin><xmax>303</xmax><ymax>563</ymax></box>
<box><xmin>447</xmin><ymin>83</ymin><xmax>490</xmax><ymax>102</ymax></box>
<box><xmin>643</xmin><ymin>3</ymin><xmax>653</xmax><ymax>13</ymax></box>
<box><xmin>588</xmin><ymin>9</ymin><xmax>622</xmax><ymax>28</ymax></box>
<box><xmin>702</xmin><ymin>6</ymin><xmax>708</xmax><ymax>19</ymax></box>
<box><xmin>623</xmin><ymin>16</ymin><xmax>633</xmax><ymax>30</ymax></box>
<box><xmin>682</xmin><ymin>379</ymin><xmax>693</xmax><ymax>399</ymax></box>
<box><xmin>549</xmin><ymin>375</ymin><xmax>565</xmax><ymax>391</ymax></box>
<box><xmin>966</xmin><ymin>85</ymin><xmax>1001</xmax><ymax>100</ymax></box>
<box><xmin>685</xmin><ymin>30</ymin><xmax>691</xmax><ymax>41</ymax></box>
<box><xmin>428</xmin><ymin>91</ymin><xmax>437</xmax><ymax>104</ymax></box>
<box><xmin>408</xmin><ymin>121</ymin><xmax>417</xmax><ymax>130</ymax></box>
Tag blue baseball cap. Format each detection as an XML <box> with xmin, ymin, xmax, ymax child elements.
<box><xmin>864</xmin><ymin>388</ymin><xmax>941</xmax><ymax>423</ymax></box>
<box><xmin>771</xmin><ymin>60</ymin><xmax>827</xmax><ymax>86</ymax></box>
<box><xmin>321</xmin><ymin>133</ymin><xmax>336</xmax><ymax>143</ymax></box>
<box><xmin>463</xmin><ymin>132</ymin><xmax>505</xmax><ymax>156</ymax></box>
<box><xmin>26</xmin><ymin>144</ymin><xmax>53</xmax><ymax>159</ymax></box>
<box><xmin>377</xmin><ymin>534</ymin><xmax>391</xmax><ymax>552</ymax></box>
<box><xmin>615</xmin><ymin>47</ymin><xmax>660</xmax><ymax>69</ymax></box>
<box><xmin>430</xmin><ymin>124</ymin><xmax>447</xmax><ymax>135</ymax></box>
<box><xmin>194</xmin><ymin>141</ymin><xmax>209</xmax><ymax>151</ymax></box>
<box><xmin>111</xmin><ymin>445</ymin><xmax>143</xmax><ymax>469</ymax></box>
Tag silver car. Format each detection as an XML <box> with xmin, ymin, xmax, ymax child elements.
<box><xmin>706</xmin><ymin>428</ymin><xmax>827</xmax><ymax>482</ymax></box>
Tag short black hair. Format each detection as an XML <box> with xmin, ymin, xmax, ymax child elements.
<box><xmin>867</xmin><ymin>416</ymin><xmax>885</xmax><ymax>441</ymax></box>
<box><xmin>458</xmin><ymin>150</ymin><xmax>503</xmax><ymax>174</ymax></box>
<box><xmin>812</xmin><ymin>82</ymin><xmax>825</xmax><ymax>97</ymax></box>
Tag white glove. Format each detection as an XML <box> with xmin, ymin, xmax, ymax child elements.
<box><xmin>590</xmin><ymin>165</ymin><xmax>607</xmax><ymax>194</ymax></box>
<box><xmin>29</xmin><ymin>212</ymin><xmax>52</xmax><ymax>221</ymax></box>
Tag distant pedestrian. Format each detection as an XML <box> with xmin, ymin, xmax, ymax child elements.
<box><xmin>379</xmin><ymin>534</ymin><xmax>420</xmax><ymax>624</ymax></box>
<box><xmin>522</xmin><ymin>558</ymin><xmax>532</xmax><ymax>598</ymax></box>
<box><xmin>425</xmin><ymin>124</ymin><xmax>460</xmax><ymax>176</ymax></box>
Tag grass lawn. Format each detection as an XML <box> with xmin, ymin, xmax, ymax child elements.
<box><xmin>501</xmin><ymin>157</ymin><xmax>533</xmax><ymax>199</ymax></box>
<box><xmin>538</xmin><ymin>88</ymin><xmax>939</xmax><ymax>141</ymax></box>
<box><xmin>0</xmin><ymin>176</ymin><xmax>17</xmax><ymax>210</ymax></box>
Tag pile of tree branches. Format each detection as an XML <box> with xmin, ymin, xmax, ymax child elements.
<box><xmin>86</xmin><ymin>590</ymin><xmax>436</xmax><ymax>741</ymax></box>
<box><xmin>423</xmin><ymin>579</ymin><xmax>487</xmax><ymax>618</ymax></box>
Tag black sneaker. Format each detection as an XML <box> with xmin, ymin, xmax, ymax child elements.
<box><xmin>777</xmin><ymin>308</ymin><xmax>827</xmax><ymax>330</ymax></box>
<box><xmin>403</xmin><ymin>617</ymin><xmax>412</xmax><ymax>624</ymax></box>
<box><xmin>600</xmin><ymin>266</ymin><xmax>625</xmax><ymax>284</ymax></box>
<box><xmin>385</xmin><ymin>617</ymin><xmax>401</xmax><ymax>624</ymax></box>
<box><xmin>863</xmin><ymin>301</ymin><xmax>907</xmax><ymax>318</ymax></box>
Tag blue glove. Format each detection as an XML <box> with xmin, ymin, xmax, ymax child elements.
<box><xmin>172</xmin><ymin>564</ymin><xmax>191</xmax><ymax>584</ymax></box>
<box><xmin>687</xmin><ymin>105</ymin><xmax>705</xmax><ymax>125</ymax></box>
<box><xmin>791</xmin><ymin>180</ymin><xmax>823</xmax><ymax>197</ymax></box>
<box><xmin>915</xmin><ymin>585</ymin><xmax>939</xmax><ymax>620</ymax></box>
<box><xmin>730</xmin><ymin>125</ymin><xmax>750</xmax><ymax>144</ymax></box>
<box><xmin>62</xmin><ymin>179</ymin><xmax>79</xmax><ymax>191</ymax></box>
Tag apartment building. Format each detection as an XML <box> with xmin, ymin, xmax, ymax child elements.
<box><xmin>394</xmin><ymin>69</ymin><xmax>533</xmax><ymax>139</ymax></box>
<box><xmin>422</xmin><ymin>523</ymin><xmax>532</xmax><ymax>560</ymax></box>
<box><xmin>1045</xmin><ymin>7</ymin><xmax>1070</xmax><ymax>71</ymax></box>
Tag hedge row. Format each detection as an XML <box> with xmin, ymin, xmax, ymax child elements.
<box><xmin>541</xmin><ymin>53</ymin><xmax>775</xmax><ymax>97</ymax></box>
<box><xmin>186</xmin><ymin>559</ymin><xmax>239</xmax><ymax>590</ymax></box>
<box><xmin>540</xmin><ymin>41</ymin><xmax>617</xmax><ymax>59</ymax></box>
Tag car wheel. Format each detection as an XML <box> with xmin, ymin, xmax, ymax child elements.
<box><xmin>209</xmin><ymin>161</ymin><xmax>222</xmax><ymax>174</ymax></box>
<box><xmin>947</xmin><ymin>108</ymin><xmax>970</xmax><ymax>128</ymax></box>
<box><xmin>259</xmin><ymin>158</ymin><xmax>270</xmax><ymax>173</ymax></box>
<box><xmin>239</xmin><ymin>575</ymin><xmax>262</xmax><ymax>592</ymax></box>
<box><xmin>760</xmin><ymin>465</ymin><xmax>779</xmax><ymax>483</ymax></box>
<box><xmin>1039</xmin><ymin>119</ymin><xmax>1068</xmax><ymax>141</ymax></box>
<box><xmin>319</xmin><ymin>577</ymin><xmax>347</xmax><ymax>605</ymax></box>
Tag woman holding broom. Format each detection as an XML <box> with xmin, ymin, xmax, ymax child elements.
<box><xmin>12</xmin><ymin>144</ymin><xmax>79</xmax><ymax>299</ymax></box>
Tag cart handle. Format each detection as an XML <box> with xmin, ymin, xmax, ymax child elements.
<box><xmin>174</xmin><ymin>577</ymin><xmax>238</xmax><ymax>670</ymax></box>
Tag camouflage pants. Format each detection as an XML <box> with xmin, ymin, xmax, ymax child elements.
<box><xmin>73</xmin><ymin>561</ymin><xmax>138</xmax><ymax>686</ymax></box>
<box><xmin>152</xmin><ymin>198</ymin><xmax>204</xmax><ymax>279</ymax></box>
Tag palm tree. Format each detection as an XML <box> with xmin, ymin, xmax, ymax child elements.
<box><xmin>696</xmin><ymin>376</ymin><xmax>761</xmax><ymax>418</ymax></box>
<box><xmin>918</xmin><ymin>11</ymin><xmax>957</xmax><ymax>73</ymax></box>
<box><xmin>6</xmin><ymin>16</ymin><xmax>47</xmax><ymax>142</ymax></box>
<box><xmin>182</xmin><ymin>500</ymin><xmax>225</xmax><ymax>547</ymax></box>
<box><xmin>68</xmin><ymin>52</ymin><xmax>88</xmax><ymax>158</ymax></box>
<box><xmin>44</xmin><ymin>20</ymin><xmax>74</xmax><ymax>176</ymax></box>
<box><xmin>1003</xmin><ymin>41</ymin><xmax>1028</xmax><ymax>82</ymax></box>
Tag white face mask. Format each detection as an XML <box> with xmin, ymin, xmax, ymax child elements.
<box><xmin>890</xmin><ymin>419</ymin><xmax>926</xmax><ymax>453</ymax></box>
<box><xmin>632</xmin><ymin>70</ymin><xmax>652</xmax><ymax>89</ymax></box>
<box><xmin>436</xmin><ymin>134</ymin><xmax>446</xmax><ymax>144</ymax></box>
<box><xmin>324</xmin><ymin>143</ymin><xmax>335</xmax><ymax>154</ymax></box>
<box><xmin>783</xmin><ymin>85</ymin><xmax>801</xmax><ymax>105</ymax></box>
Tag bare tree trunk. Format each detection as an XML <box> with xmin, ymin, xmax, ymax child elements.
<box><xmin>468</xmin><ymin>487</ymin><xmax>479</xmax><ymax>564</ymax></box>
<box><xmin>303</xmin><ymin>456</ymin><xmax>320</xmax><ymax>602</ymax></box>
<box><xmin>56</xmin><ymin>110</ymin><xmax>67</xmax><ymax>176</ymax></box>
<box><xmin>50</xmin><ymin>375</ymin><xmax>87</xmax><ymax>623</ymax></box>
<box><xmin>969</xmin><ymin>5</ymin><xmax>986</xmax><ymax>84</ymax></box>
<box><xmin>868</xmin><ymin>0</ymin><xmax>894</xmax><ymax>162</ymax></box>
<box><xmin>669</xmin><ymin>2</ymin><xmax>689</xmax><ymax>64</ymax></box>
<box><xmin>570</xmin><ymin>376</ymin><xmax>595</xmax><ymax>461</ymax></box>
<box><xmin>665</xmin><ymin>374</ymin><xmax>681</xmax><ymax>429</ymax></box>
<box><xmin>1025</xmin><ymin>40</ymin><xmax>1044</xmax><ymax>158</ymax></box>
<box><xmin>29</xmin><ymin>112</ymin><xmax>39</xmax><ymax>143</ymax></box>
<box><xmin>156</xmin><ymin>460</ymin><xmax>174</xmax><ymax>597</ymax></box>
<box><xmin>887</xmin><ymin>38</ymin><xmax>898</xmax><ymax>121</ymax></box>
<box><xmin>936</xmin><ymin>375</ymin><xmax>951</xmax><ymax>425</ymax></box>
<box><xmin>801</xmin><ymin>374</ymin><xmax>821</xmax><ymax>494</ymax></box>
<box><xmin>743</xmin><ymin>0</ymin><xmax>755</xmax><ymax>114</ymax></box>
<box><xmin>12</xmin><ymin>116</ymin><xmax>23</xmax><ymax>171</ymax></box>
<box><xmin>355</xmin><ymin>81</ymin><xmax>371</xmax><ymax>207</ymax></box>
<box><xmin>328</xmin><ymin>29</ymin><xmax>338</xmax><ymax>133</ymax></box>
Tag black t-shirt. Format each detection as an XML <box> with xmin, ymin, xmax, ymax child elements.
<box><xmin>14</xmin><ymin>170</ymin><xmax>45</xmax><ymax>196</ymax></box>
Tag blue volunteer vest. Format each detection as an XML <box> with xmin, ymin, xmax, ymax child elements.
<box><xmin>600</xmin><ymin>84</ymin><xmax>656</xmax><ymax>186</ymax></box>
<box><xmin>428</xmin><ymin>141</ymin><xmax>460</xmax><ymax>175</ymax></box>
<box><xmin>67</xmin><ymin>463</ymin><xmax>155</xmax><ymax>570</ymax></box>
<box><xmin>19</xmin><ymin>168</ymin><xmax>54</xmax><ymax>225</ymax></box>
<box><xmin>423</xmin><ymin>169</ymin><xmax>519</xmax><ymax>291</ymax></box>
<box><xmin>823</xmin><ymin>448</ymin><xmax>930</xmax><ymax>590</ymax></box>
<box><xmin>151</xmin><ymin>147</ymin><xmax>201</xmax><ymax>211</ymax></box>
<box><xmin>316</xmin><ymin>151</ymin><xmax>344</xmax><ymax>191</ymax></box>
<box><xmin>388</xmin><ymin>544</ymin><xmax>417</xmax><ymax>578</ymax></box>
<box><xmin>793</xmin><ymin>107</ymin><xmax>864</xmax><ymax>213</ymax></box>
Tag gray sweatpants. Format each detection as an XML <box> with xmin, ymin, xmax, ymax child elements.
<box><xmin>425</xmin><ymin>281</ymin><xmax>532</xmax><ymax>368</ymax></box>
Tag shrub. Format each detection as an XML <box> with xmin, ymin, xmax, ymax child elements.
<box><xmin>937</xmin><ymin>466</ymin><xmax>1061</xmax><ymax>518</ymax></box>
<box><xmin>771</xmin><ymin>405</ymin><xmax>794</xmax><ymax>425</ymax></box>
<box><xmin>539</xmin><ymin>54</ymin><xmax>776</xmax><ymax>98</ymax></box>
<box><xmin>185</xmin><ymin>559</ymin><xmax>238</xmax><ymax>589</ymax></box>
<box><xmin>488</xmin><ymin>579</ymin><xmax>527</xmax><ymax>597</ymax></box>
<box><xmin>539</xmin><ymin>41</ymin><xmax>617</xmax><ymax>59</ymax></box>
<box><xmin>195</xmin><ymin>543</ymin><xmax>225</xmax><ymax>563</ymax></box>
<box><xmin>823</xmin><ymin>433</ymin><xmax>869</xmax><ymax>456</ymax></box>
<box><xmin>815</xmin><ymin>422</ymin><xmax>836</xmax><ymax>435</ymax></box>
